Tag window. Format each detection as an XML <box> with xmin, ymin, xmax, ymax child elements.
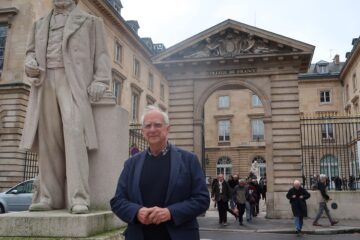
<box><xmin>114</xmin><ymin>41</ymin><xmax>122</xmax><ymax>63</ymax></box>
<box><xmin>317</xmin><ymin>63</ymin><xmax>328</xmax><ymax>74</ymax></box>
<box><xmin>320</xmin><ymin>91</ymin><xmax>331</xmax><ymax>103</ymax></box>
<box><xmin>320</xmin><ymin>155</ymin><xmax>339</xmax><ymax>189</ymax></box>
<box><xmin>353</xmin><ymin>73</ymin><xmax>357</xmax><ymax>92</ymax></box>
<box><xmin>133</xmin><ymin>58</ymin><xmax>140</xmax><ymax>79</ymax></box>
<box><xmin>345</xmin><ymin>84</ymin><xmax>349</xmax><ymax>102</ymax></box>
<box><xmin>321</xmin><ymin>122</ymin><xmax>334</xmax><ymax>139</ymax></box>
<box><xmin>112</xmin><ymin>69</ymin><xmax>126</xmax><ymax>105</ymax></box>
<box><xmin>160</xmin><ymin>83</ymin><xmax>165</xmax><ymax>100</ymax></box>
<box><xmin>252</xmin><ymin>119</ymin><xmax>264</xmax><ymax>141</ymax></box>
<box><xmin>131</xmin><ymin>93</ymin><xmax>139</xmax><ymax>122</ymax></box>
<box><xmin>148</xmin><ymin>73</ymin><xmax>154</xmax><ymax>92</ymax></box>
<box><xmin>252</xmin><ymin>156</ymin><xmax>266</xmax><ymax>179</ymax></box>
<box><xmin>113</xmin><ymin>80</ymin><xmax>122</xmax><ymax>105</ymax></box>
<box><xmin>0</xmin><ymin>25</ymin><xmax>8</xmax><ymax>73</ymax></box>
<box><xmin>218</xmin><ymin>96</ymin><xmax>230</xmax><ymax>108</ymax></box>
<box><xmin>216</xmin><ymin>156</ymin><xmax>232</xmax><ymax>180</ymax></box>
<box><xmin>252</xmin><ymin>94</ymin><xmax>263</xmax><ymax>107</ymax></box>
<box><xmin>218</xmin><ymin>120</ymin><xmax>230</xmax><ymax>142</ymax></box>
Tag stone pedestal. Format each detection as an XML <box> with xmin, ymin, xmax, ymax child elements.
<box><xmin>0</xmin><ymin>210</ymin><xmax>125</xmax><ymax>238</ymax></box>
<box><xmin>89</xmin><ymin>96</ymin><xmax>129</xmax><ymax>210</ymax></box>
<box><xmin>0</xmin><ymin>95</ymin><xmax>129</xmax><ymax>239</ymax></box>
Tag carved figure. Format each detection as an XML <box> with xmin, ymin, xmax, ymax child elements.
<box><xmin>184</xmin><ymin>37</ymin><xmax>220</xmax><ymax>58</ymax></box>
<box><xmin>20</xmin><ymin>0</ymin><xmax>111</xmax><ymax>214</ymax></box>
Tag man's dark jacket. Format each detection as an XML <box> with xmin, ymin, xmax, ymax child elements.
<box><xmin>110</xmin><ymin>145</ymin><xmax>210</xmax><ymax>240</ymax></box>
<box><xmin>286</xmin><ymin>187</ymin><xmax>311</xmax><ymax>217</ymax></box>
<box><xmin>211</xmin><ymin>180</ymin><xmax>231</xmax><ymax>202</ymax></box>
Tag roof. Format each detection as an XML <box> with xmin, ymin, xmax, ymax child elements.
<box><xmin>299</xmin><ymin>60</ymin><xmax>344</xmax><ymax>79</ymax></box>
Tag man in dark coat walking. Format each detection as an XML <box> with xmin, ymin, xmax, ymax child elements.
<box><xmin>211</xmin><ymin>174</ymin><xmax>231</xmax><ymax>226</ymax></box>
<box><xmin>286</xmin><ymin>180</ymin><xmax>311</xmax><ymax>235</ymax></box>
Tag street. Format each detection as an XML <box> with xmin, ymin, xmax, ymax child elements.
<box><xmin>200</xmin><ymin>231</ymin><xmax>360</xmax><ymax>240</ymax></box>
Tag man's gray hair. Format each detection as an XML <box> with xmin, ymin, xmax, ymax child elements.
<box><xmin>320</xmin><ymin>174</ymin><xmax>327</xmax><ymax>180</ymax></box>
<box><xmin>140</xmin><ymin>105</ymin><xmax>169</xmax><ymax>126</ymax></box>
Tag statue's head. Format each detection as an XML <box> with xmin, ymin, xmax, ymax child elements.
<box><xmin>53</xmin><ymin>0</ymin><xmax>77</xmax><ymax>8</ymax></box>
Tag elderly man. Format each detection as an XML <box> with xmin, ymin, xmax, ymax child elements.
<box><xmin>211</xmin><ymin>174</ymin><xmax>231</xmax><ymax>226</ymax></box>
<box><xmin>286</xmin><ymin>180</ymin><xmax>310</xmax><ymax>235</ymax></box>
<box><xmin>110</xmin><ymin>106</ymin><xmax>210</xmax><ymax>240</ymax></box>
<box><xmin>313</xmin><ymin>174</ymin><xmax>338</xmax><ymax>226</ymax></box>
<box><xmin>20</xmin><ymin>0</ymin><xmax>110</xmax><ymax>214</ymax></box>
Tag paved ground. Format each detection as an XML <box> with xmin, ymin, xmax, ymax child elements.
<box><xmin>197</xmin><ymin>200</ymin><xmax>360</xmax><ymax>235</ymax></box>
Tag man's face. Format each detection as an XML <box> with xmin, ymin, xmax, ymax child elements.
<box><xmin>142</xmin><ymin>111</ymin><xmax>170</xmax><ymax>147</ymax></box>
<box><xmin>217</xmin><ymin>175</ymin><xmax>224</xmax><ymax>182</ymax></box>
<box><xmin>53</xmin><ymin>0</ymin><xmax>74</xmax><ymax>8</ymax></box>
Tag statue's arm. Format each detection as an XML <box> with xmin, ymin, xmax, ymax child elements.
<box><xmin>88</xmin><ymin>18</ymin><xmax>111</xmax><ymax>101</ymax></box>
<box><xmin>24</xmin><ymin>22</ymin><xmax>40</xmax><ymax>79</ymax></box>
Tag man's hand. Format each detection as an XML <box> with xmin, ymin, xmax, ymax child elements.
<box><xmin>292</xmin><ymin>195</ymin><xmax>296</xmax><ymax>198</ymax></box>
<box><xmin>299</xmin><ymin>195</ymin><xmax>304</xmax><ymax>199</ymax></box>
<box><xmin>148</xmin><ymin>207</ymin><xmax>171</xmax><ymax>225</ymax></box>
<box><xmin>88</xmin><ymin>82</ymin><xmax>107</xmax><ymax>102</ymax></box>
<box><xmin>137</xmin><ymin>207</ymin><xmax>153</xmax><ymax>225</ymax></box>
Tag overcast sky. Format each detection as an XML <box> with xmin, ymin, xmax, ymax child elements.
<box><xmin>120</xmin><ymin>0</ymin><xmax>360</xmax><ymax>63</ymax></box>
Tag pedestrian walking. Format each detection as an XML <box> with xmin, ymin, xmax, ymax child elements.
<box><xmin>211</xmin><ymin>174</ymin><xmax>231</xmax><ymax>226</ymax></box>
<box><xmin>286</xmin><ymin>180</ymin><xmax>311</xmax><ymax>235</ymax></box>
<box><xmin>231</xmin><ymin>179</ymin><xmax>249</xmax><ymax>225</ymax></box>
<box><xmin>312</xmin><ymin>174</ymin><xmax>338</xmax><ymax>227</ymax></box>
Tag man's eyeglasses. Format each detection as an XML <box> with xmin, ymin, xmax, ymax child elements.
<box><xmin>142</xmin><ymin>122</ymin><xmax>166</xmax><ymax>129</ymax></box>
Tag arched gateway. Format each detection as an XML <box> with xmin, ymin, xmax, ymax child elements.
<box><xmin>153</xmin><ymin>19</ymin><xmax>314</xmax><ymax>218</ymax></box>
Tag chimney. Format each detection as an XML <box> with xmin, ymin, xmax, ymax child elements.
<box><xmin>126</xmin><ymin>20</ymin><xmax>140</xmax><ymax>35</ymax></box>
<box><xmin>333</xmin><ymin>54</ymin><xmax>340</xmax><ymax>64</ymax></box>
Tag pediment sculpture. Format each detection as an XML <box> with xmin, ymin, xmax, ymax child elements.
<box><xmin>175</xmin><ymin>30</ymin><xmax>290</xmax><ymax>60</ymax></box>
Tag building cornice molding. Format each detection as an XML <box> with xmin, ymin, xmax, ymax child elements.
<box><xmin>0</xmin><ymin>7</ymin><xmax>19</xmax><ymax>27</ymax></box>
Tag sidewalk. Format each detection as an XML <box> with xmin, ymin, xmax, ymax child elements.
<box><xmin>198</xmin><ymin>201</ymin><xmax>360</xmax><ymax>235</ymax></box>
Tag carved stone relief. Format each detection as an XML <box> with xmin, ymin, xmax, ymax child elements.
<box><xmin>169</xmin><ymin>28</ymin><xmax>292</xmax><ymax>60</ymax></box>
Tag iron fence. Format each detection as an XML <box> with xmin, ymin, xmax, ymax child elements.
<box><xmin>22</xmin><ymin>125</ymin><xmax>148</xmax><ymax>180</ymax></box>
<box><xmin>300</xmin><ymin>113</ymin><xmax>360</xmax><ymax>190</ymax></box>
<box><xmin>129</xmin><ymin>123</ymin><xmax>148</xmax><ymax>156</ymax></box>
<box><xmin>23</xmin><ymin>151</ymin><xmax>38</xmax><ymax>180</ymax></box>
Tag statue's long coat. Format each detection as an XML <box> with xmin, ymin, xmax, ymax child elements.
<box><xmin>20</xmin><ymin>6</ymin><xmax>111</xmax><ymax>151</ymax></box>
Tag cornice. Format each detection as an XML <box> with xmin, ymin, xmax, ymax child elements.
<box><xmin>0</xmin><ymin>7</ymin><xmax>19</xmax><ymax>26</ymax></box>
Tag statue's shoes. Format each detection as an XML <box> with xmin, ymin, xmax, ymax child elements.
<box><xmin>71</xmin><ymin>204</ymin><xmax>89</xmax><ymax>214</ymax></box>
<box><xmin>29</xmin><ymin>202</ymin><xmax>52</xmax><ymax>211</ymax></box>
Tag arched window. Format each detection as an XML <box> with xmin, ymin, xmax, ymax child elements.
<box><xmin>252</xmin><ymin>156</ymin><xmax>266</xmax><ymax>179</ymax></box>
<box><xmin>216</xmin><ymin>156</ymin><xmax>232</xmax><ymax>180</ymax></box>
<box><xmin>320</xmin><ymin>155</ymin><xmax>339</xmax><ymax>189</ymax></box>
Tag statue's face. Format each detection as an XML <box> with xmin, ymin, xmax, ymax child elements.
<box><xmin>53</xmin><ymin>0</ymin><xmax>75</xmax><ymax>8</ymax></box>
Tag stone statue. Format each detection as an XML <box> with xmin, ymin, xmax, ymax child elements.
<box><xmin>19</xmin><ymin>0</ymin><xmax>111</xmax><ymax>214</ymax></box>
<box><xmin>250</xmin><ymin>161</ymin><xmax>259</xmax><ymax>178</ymax></box>
<box><xmin>184</xmin><ymin>37</ymin><xmax>220</xmax><ymax>58</ymax></box>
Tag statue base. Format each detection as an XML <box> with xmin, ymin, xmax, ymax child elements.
<box><xmin>0</xmin><ymin>210</ymin><xmax>125</xmax><ymax>238</ymax></box>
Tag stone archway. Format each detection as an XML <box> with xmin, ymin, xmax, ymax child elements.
<box><xmin>153</xmin><ymin>19</ymin><xmax>314</xmax><ymax>218</ymax></box>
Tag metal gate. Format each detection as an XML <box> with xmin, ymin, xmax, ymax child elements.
<box><xmin>300</xmin><ymin>113</ymin><xmax>360</xmax><ymax>190</ymax></box>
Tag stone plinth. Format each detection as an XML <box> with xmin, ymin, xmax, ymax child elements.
<box><xmin>89</xmin><ymin>96</ymin><xmax>129</xmax><ymax>210</ymax></box>
<box><xmin>0</xmin><ymin>210</ymin><xmax>125</xmax><ymax>238</ymax></box>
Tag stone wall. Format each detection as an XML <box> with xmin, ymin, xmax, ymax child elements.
<box><xmin>272</xmin><ymin>190</ymin><xmax>360</xmax><ymax>220</ymax></box>
<box><xmin>0</xmin><ymin>83</ymin><xmax>30</xmax><ymax>191</ymax></box>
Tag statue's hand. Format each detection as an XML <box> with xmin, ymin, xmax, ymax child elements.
<box><xmin>25</xmin><ymin>58</ymin><xmax>40</xmax><ymax>78</ymax></box>
<box><xmin>88</xmin><ymin>82</ymin><xmax>107</xmax><ymax>102</ymax></box>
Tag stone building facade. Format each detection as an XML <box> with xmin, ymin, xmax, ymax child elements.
<box><xmin>0</xmin><ymin>0</ymin><xmax>168</xmax><ymax>191</ymax></box>
<box><xmin>0</xmin><ymin>0</ymin><xmax>359</xmax><ymax>219</ymax></box>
